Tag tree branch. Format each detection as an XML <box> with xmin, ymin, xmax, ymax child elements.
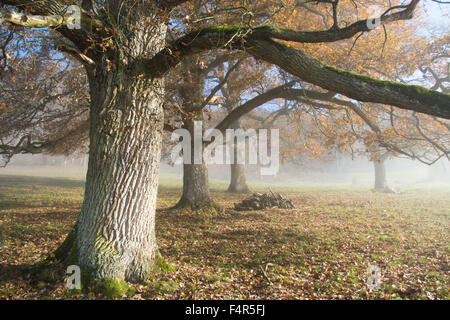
<box><xmin>1</xmin><ymin>0</ymin><xmax>104</xmax><ymax>54</ymax></box>
<box><xmin>214</xmin><ymin>83</ymin><xmax>336</xmax><ymax>133</ymax></box>
<box><xmin>141</xmin><ymin>27</ymin><xmax>450</xmax><ymax>118</ymax></box>
<box><xmin>1</xmin><ymin>8</ymin><xmax>72</xmax><ymax>28</ymax></box>
<box><xmin>0</xmin><ymin>135</ymin><xmax>50</xmax><ymax>166</ymax></box>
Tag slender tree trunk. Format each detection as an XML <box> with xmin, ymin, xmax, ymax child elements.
<box><xmin>227</xmin><ymin>118</ymin><xmax>250</xmax><ymax>193</ymax></box>
<box><xmin>228</xmin><ymin>162</ymin><xmax>250</xmax><ymax>193</ymax></box>
<box><xmin>175</xmin><ymin>117</ymin><xmax>216</xmax><ymax>210</ymax></box>
<box><xmin>372</xmin><ymin>157</ymin><xmax>399</xmax><ymax>194</ymax></box>
<box><xmin>373</xmin><ymin>158</ymin><xmax>387</xmax><ymax>190</ymax></box>
<box><xmin>177</xmin><ymin>162</ymin><xmax>215</xmax><ymax>209</ymax></box>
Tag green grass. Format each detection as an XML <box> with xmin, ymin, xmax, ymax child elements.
<box><xmin>0</xmin><ymin>174</ymin><xmax>448</xmax><ymax>300</ymax></box>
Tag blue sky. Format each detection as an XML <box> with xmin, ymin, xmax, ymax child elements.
<box><xmin>421</xmin><ymin>1</ymin><xmax>450</xmax><ymax>36</ymax></box>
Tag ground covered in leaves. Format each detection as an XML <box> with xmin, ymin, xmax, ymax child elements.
<box><xmin>0</xmin><ymin>175</ymin><xmax>448</xmax><ymax>300</ymax></box>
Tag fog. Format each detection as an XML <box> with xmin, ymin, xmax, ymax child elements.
<box><xmin>2</xmin><ymin>153</ymin><xmax>449</xmax><ymax>189</ymax></box>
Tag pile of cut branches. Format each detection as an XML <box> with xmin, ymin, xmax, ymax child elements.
<box><xmin>234</xmin><ymin>191</ymin><xmax>295</xmax><ymax>211</ymax></box>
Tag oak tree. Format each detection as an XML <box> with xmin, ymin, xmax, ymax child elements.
<box><xmin>1</xmin><ymin>0</ymin><xmax>449</xmax><ymax>287</ymax></box>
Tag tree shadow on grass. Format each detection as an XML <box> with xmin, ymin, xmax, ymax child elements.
<box><xmin>0</xmin><ymin>260</ymin><xmax>65</xmax><ymax>291</ymax></box>
<box><xmin>0</xmin><ymin>175</ymin><xmax>85</xmax><ymax>188</ymax></box>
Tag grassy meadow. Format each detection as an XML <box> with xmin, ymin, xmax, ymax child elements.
<box><xmin>0</xmin><ymin>174</ymin><xmax>448</xmax><ymax>299</ymax></box>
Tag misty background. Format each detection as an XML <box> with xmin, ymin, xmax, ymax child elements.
<box><xmin>1</xmin><ymin>1</ymin><xmax>448</xmax><ymax>190</ymax></box>
<box><xmin>2</xmin><ymin>153</ymin><xmax>449</xmax><ymax>189</ymax></box>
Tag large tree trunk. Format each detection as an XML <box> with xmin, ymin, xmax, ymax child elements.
<box><xmin>75</xmin><ymin>72</ymin><xmax>164</xmax><ymax>283</ymax></box>
<box><xmin>57</xmin><ymin>10</ymin><xmax>168</xmax><ymax>285</ymax></box>
<box><xmin>175</xmin><ymin>117</ymin><xmax>216</xmax><ymax>210</ymax></box>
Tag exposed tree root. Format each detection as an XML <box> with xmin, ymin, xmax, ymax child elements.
<box><xmin>372</xmin><ymin>186</ymin><xmax>403</xmax><ymax>194</ymax></box>
<box><xmin>227</xmin><ymin>183</ymin><xmax>250</xmax><ymax>194</ymax></box>
<box><xmin>173</xmin><ymin>196</ymin><xmax>223</xmax><ymax>215</ymax></box>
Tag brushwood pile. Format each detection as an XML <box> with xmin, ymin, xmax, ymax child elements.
<box><xmin>234</xmin><ymin>191</ymin><xmax>295</xmax><ymax>211</ymax></box>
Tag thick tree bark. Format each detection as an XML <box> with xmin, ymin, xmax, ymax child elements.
<box><xmin>74</xmin><ymin>72</ymin><xmax>164</xmax><ymax>283</ymax></box>
<box><xmin>175</xmin><ymin>117</ymin><xmax>216</xmax><ymax>210</ymax></box>
<box><xmin>56</xmin><ymin>7</ymin><xmax>169</xmax><ymax>284</ymax></box>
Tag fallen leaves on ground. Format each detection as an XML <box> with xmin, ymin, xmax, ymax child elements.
<box><xmin>0</xmin><ymin>176</ymin><xmax>448</xmax><ymax>300</ymax></box>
